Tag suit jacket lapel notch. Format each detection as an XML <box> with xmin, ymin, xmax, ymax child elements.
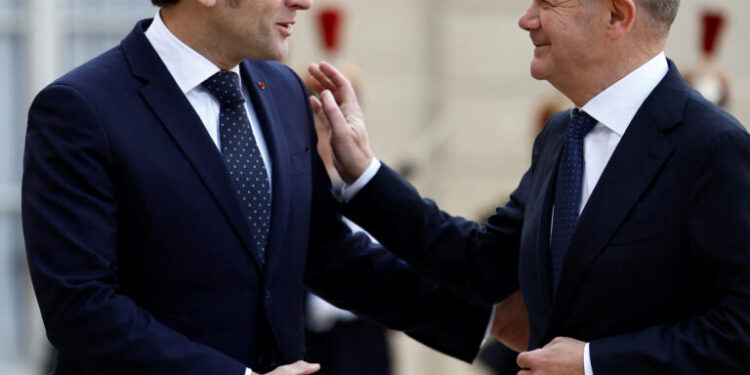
<box><xmin>121</xmin><ymin>20</ymin><xmax>265</xmax><ymax>271</ymax></box>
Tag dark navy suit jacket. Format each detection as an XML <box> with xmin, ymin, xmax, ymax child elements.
<box><xmin>22</xmin><ymin>20</ymin><xmax>489</xmax><ymax>374</ymax></box>
<box><xmin>343</xmin><ymin>62</ymin><xmax>750</xmax><ymax>374</ymax></box>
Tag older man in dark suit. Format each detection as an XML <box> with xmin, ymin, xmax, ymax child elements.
<box><xmin>310</xmin><ymin>0</ymin><xmax>750</xmax><ymax>373</ymax></box>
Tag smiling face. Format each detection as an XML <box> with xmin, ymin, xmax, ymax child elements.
<box><xmin>208</xmin><ymin>0</ymin><xmax>311</xmax><ymax>63</ymax></box>
<box><xmin>518</xmin><ymin>0</ymin><xmax>608</xmax><ymax>92</ymax></box>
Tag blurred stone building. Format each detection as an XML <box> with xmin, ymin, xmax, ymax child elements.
<box><xmin>1</xmin><ymin>0</ymin><xmax>748</xmax><ymax>374</ymax></box>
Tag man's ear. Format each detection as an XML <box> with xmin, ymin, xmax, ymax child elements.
<box><xmin>607</xmin><ymin>0</ymin><xmax>636</xmax><ymax>40</ymax></box>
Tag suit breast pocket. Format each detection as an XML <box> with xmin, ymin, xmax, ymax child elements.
<box><xmin>290</xmin><ymin>147</ymin><xmax>311</xmax><ymax>176</ymax></box>
<box><xmin>608</xmin><ymin>208</ymin><xmax>665</xmax><ymax>246</ymax></box>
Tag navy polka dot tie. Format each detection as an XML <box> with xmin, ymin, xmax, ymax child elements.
<box><xmin>550</xmin><ymin>109</ymin><xmax>598</xmax><ymax>293</ymax></box>
<box><xmin>203</xmin><ymin>71</ymin><xmax>272</xmax><ymax>263</ymax></box>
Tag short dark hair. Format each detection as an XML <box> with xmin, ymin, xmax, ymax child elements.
<box><xmin>152</xmin><ymin>0</ymin><xmax>180</xmax><ymax>6</ymax></box>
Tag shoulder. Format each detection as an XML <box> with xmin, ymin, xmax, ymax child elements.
<box><xmin>662</xmin><ymin>89</ymin><xmax>749</xmax><ymax>187</ymax></box>
<box><xmin>52</xmin><ymin>46</ymin><xmax>131</xmax><ymax>94</ymax></box>
<box><xmin>683</xmin><ymin>91</ymin><xmax>746</xmax><ymax>135</ymax></box>
<box><xmin>33</xmin><ymin>45</ymin><xmax>139</xmax><ymax>118</ymax></box>
<box><xmin>673</xmin><ymin>90</ymin><xmax>748</xmax><ymax>158</ymax></box>
<box><xmin>653</xmin><ymin>64</ymin><xmax>746</xmax><ymax>146</ymax></box>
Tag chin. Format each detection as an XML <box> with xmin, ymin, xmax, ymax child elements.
<box><xmin>529</xmin><ymin>62</ymin><xmax>548</xmax><ymax>81</ymax></box>
<box><xmin>269</xmin><ymin>44</ymin><xmax>289</xmax><ymax>62</ymax></box>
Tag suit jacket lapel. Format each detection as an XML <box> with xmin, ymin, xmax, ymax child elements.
<box><xmin>121</xmin><ymin>20</ymin><xmax>265</xmax><ymax>271</ymax></box>
<box><xmin>547</xmin><ymin>63</ymin><xmax>688</xmax><ymax>330</ymax></box>
<box><xmin>523</xmin><ymin>112</ymin><xmax>566</xmax><ymax>344</ymax></box>
<box><xmin>240</xmin><ymin>62</ymin><xmax>293</xmax><ymax>281</ymax></box>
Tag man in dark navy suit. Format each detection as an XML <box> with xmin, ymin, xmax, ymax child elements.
<box><xmin>22</xmin><ymin>0</ymin><xmax>494</xmax><ymax>374</ymax></box>
<box><xmin>311</xmin><ymin>0</ymin><xmax>750</xmax><ymax>373</ymax></box>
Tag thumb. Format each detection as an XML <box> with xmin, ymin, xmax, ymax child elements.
<box><xmin>309</xmin><ymin>95</ymin><xmax>322</xmax><ymax>115</ymax></box>
<box><xmin>309</xmin><ymin>96</ymin><xmax>332</xmax><ymax>130</ymax></box>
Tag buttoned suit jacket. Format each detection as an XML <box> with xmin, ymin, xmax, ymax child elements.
<box><xmin>343</xmin><ymin>61</ymin><xmax>750</xmax><ymax>374</ymax></box>
<box><xmin>22</xmin><ymin>19</ymin><xmax>489</xmax><ymax>375</ymax></box>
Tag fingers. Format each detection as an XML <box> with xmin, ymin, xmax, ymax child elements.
<box><xmin>321</xmin><ymin>90</ymin><xmax>350</xmax><ymax>138</ymax></box>
<box><xmin>309</xmin><ymin>95</ymin><xmax>322</xmax><ymax>115</ymax></box>
<box><xmin>517</xmin><ymin>351</ymin><xmax>529</xmax><ymax>369</ymax></box>
<box><xmin>308</xmin><ymin>61</ymin><xmax>360</xmax><ymax>109</ymax></box>
<box><xmin>284</xmin><ymin>360</ymin><xmax>321</xmax><ymax>374</ymax></box>
<box><xmin>318</xmin><ymin>62</ymin><xmax>353</xmax><ymax>91</ymax></box>
<box><xmin>318</xmin><ymin>62</ymin><xmax>359</xmax><ymax>106</ymax></box>
<box><xmin>309</xmin><ymin>96</ymin><xmax>331</xmax><ymax>129</ymax></box>
<box><xmin>516</xmin><ymin>349</ymin><xmax>539</xmax><ymax>370</ymax></box>
<box><xmin>307</xmin><ymin>64</ymin><xmax>336</xmax><ymax>96</ymax></box>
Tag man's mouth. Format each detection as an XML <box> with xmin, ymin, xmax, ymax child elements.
<box><xmin>276</xmin><ymin>22</ymin><xmax>294</xmax><ymax>37</ymax></box>
<box><xmin>530</xmin><ymin>33</ymin><xmax>549</xmax><ymax>48</ymax></box>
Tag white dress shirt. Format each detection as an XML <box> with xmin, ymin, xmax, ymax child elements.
<box><xmin>144</xmin><ymin>11</ymin><xmax>272</xmax><ymax>189</ymax></box>
<box><xmin>576</xmin><ymin>51</ymin><xmax>668</xmax><ymax>375</ymax></box>
<box><xmin>144</xmin><ymin>11</ymin><xmax>273</xmax><ymax>375</ymax></box>
<box><xmin>347</xmin><ymin>53</ymin><xmax>669</xmax><ymax>374</ymax></box>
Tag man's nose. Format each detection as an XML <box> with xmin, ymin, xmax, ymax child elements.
<box><xmin>518</xmin><ymin>3</ymin><xmax>541</xmax><ymax>31</ymax></box>
<box><xmin>286</xmin><ymin>0</ymin><xmax>311</xmax><ymax>10</ymax></box>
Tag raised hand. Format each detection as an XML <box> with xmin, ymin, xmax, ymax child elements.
<box><xmin>256</xmin><ymin>360</ymin><xmax>320</xmax><ymax>375</ymax></box>
<box><xmin>307</xmin><ymin>62</ymin><xmax>373</xmax><ymax>184</ymax></box>
<box><xmin>491</xmin><ymin>290</ymin><xmax>530</xmax><ymax>352</ymax></box>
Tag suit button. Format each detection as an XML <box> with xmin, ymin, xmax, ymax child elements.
<box><xmin>265</xmin><ymin>290</ymin><xmax>271</xmax><ymax>300</ymax></box>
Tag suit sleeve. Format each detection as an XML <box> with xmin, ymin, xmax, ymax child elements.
<box><xmin>590</xmin><ymin>129</ymin><xmax>750</xmax><ymax>374</ymax></box>
<box><xmin>339</xmin><ymin>163</ymin><xmax>526</xmax><ymax>306</ymax></box>
<box><xmin>23</xmin><ymin>85</ymin><xmax>246</xmax><ymax>374</ymax></box>
<box><xmin>334</xmin><ymin>122</ymin><xmax>553</xmax><ymax>307</ymax></box>
<box><xmin>290</xmin><ymin>69</ymin><xmax>491</xmax><ymax>362</ymax></box>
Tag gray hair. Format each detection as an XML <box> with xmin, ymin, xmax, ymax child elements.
<box><xmin>637</xmin><ymin>0</ymin><xmax>681</xmax><ymax>31</ymax></box>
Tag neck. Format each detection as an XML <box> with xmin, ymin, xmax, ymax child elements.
<box><xmin>561</xmin><ymin>39</ymin><xmax>665</xmax><ymax>107</ymax></box>
<box><xmin>159</xmin><ymin>8</ymin><xmax>240</xmax><ymax>70</ymax></box>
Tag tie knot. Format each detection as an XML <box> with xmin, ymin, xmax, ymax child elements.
<box><xmin>202</xmin><ymin>71</ymin><xmax>245</xmax><ymax>106</ymax></box>
<box><xmin>568</xmin><ymin>109</ymin><xmax>598</xmax><ymax>140</ymax></box>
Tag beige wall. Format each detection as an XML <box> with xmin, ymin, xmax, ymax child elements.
<box><xmin>288</xmin><ymin>1</ymin><xmax>749</xmax><ymax>374</ymax></box>
<box><xmin>289</xmin><ymin>0</ymin><xmax>749</xmax><ymax>215</ymax></box>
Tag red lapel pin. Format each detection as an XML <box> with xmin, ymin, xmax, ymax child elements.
<box><xmin>258</xmin><ymin>82</ymin><xmax>266</xmax><ymax>90</ymax></box>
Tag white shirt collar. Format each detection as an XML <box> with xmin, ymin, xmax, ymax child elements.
<box><xmin>581</xmin><ymin>52</ymin><xmax>669</xmax><ymax>136</ymax></box>
<box><xmin>144</xmin><ymin>10</ymin><xmax>242</xmax><ymax>94</ymax></box>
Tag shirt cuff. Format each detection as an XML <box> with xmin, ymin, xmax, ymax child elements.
<box><xmin>245</xmin><ymin>368</ymin><xmax>254</xmax><ymax>375</ymax></box>
<box><xmin>584</xmin><ymin>342</ymin><xmax>594</xmax><ymax>375</ymax></box>
<box><xmin>340</xmin><ymin>158</ymin><xmax>381</xmax><ymax>202</ymax></box>
<box><xmin>481</xmin><ymin>304</ymin><xmax>497</xmax><ymax>346</ymax></box>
